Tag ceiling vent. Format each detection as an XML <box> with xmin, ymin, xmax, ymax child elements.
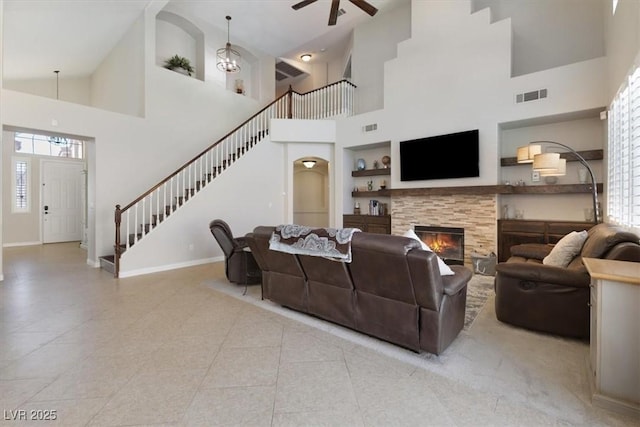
<box><xmin>515</xmin><ymin>88</ymin><xmax>547</xmax><ymax>103</ymax></box>
<box><xmin>362</xmin><ymin>123</ymin><xmax>378</xmax><ymax>132</ymax></box>
<box><xmin>275</xmin><ymin>60</ymin><xmax>309</xmax><ymax>85</ymax></box>
<box><xmin>276</xmin><ymin>60</ymin><xmax>305</xmax><ymax>78</ymax></box>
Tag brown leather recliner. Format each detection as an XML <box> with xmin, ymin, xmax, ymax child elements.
<box><xmin>494</xmin><ymin>223</ymin><xmax>640</xmax><ymax>338</ymax></box>
<box><xmin>209</xmin><ymin>219</ymin><xmax>261</xmax><ymax>285</ymax></box>
<box><xmin>245</xmin><ymin>226</ymin><xmax>473</xmax><ymax>354</ymax></box>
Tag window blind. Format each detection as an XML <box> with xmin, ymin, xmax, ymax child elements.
<box><xmin>608</xmin><ymin>65</ymin><xmax>640</xmax><ymax>229</ymax></box>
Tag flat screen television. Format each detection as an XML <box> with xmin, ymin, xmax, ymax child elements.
<box><xmin>399</xmin><ymin>129</ymin><xmax>479</xmax><ymax>181</ymax></box>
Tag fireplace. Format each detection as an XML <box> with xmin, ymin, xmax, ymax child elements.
<box><xmin>414</xmin><ymin>226</ymin><xmax>464</xmax><ymax>265</ymax></box>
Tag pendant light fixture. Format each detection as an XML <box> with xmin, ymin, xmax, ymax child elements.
<box><xmin>217</xmin><ymin>16</ymin><xmax>241</xmax><ymax>73</ymax></box>
<box><xmin>54</xmin><ymin>70</ymin><xmax>60</xmax><ymax>99</ymax></box>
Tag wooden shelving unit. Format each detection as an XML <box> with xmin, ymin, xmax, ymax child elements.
<box><xmin>387</xmin><ymin>183</ymin><xmax>602</xmax><ymax>197</ymax></box>
<box><xmin>500</xmin><ymin>149</ymin><xmax>603</xmax><ymax>167</ymax></box>
<box><xmin>351</xmin><ymin>189</ymin><xmax>391</xmax><ymax>197</ymax></box>
<box><xmin>352</xmin><ymin>168</ymin><xmax>391</xmax><ymax>177</ymax></box>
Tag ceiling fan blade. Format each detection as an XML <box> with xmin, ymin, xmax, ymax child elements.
<box><xmin>292</xmin><ymin>0</ymin><xmax>318</xmax><ymax>10</ymax></box>
<box><xmin>348</xmin><ymin>0</ymin><xmax>378</xmax><ymax>17</ymax></box>
<box><xmin>328</xmin><ymin>0</ymin><xmax>340</xmax><ymax>25</ymax></box>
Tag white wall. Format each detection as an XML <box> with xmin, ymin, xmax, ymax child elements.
<box><xmin>119</xmin><ymin>138</ymin><xmax>285</xmax><ymax>277</ymax></box>
<box><xmin>2</xmin><ymin>130</ymin><xmax>39</xmax><ymax>244</ymax></box>
<box><xmin>604</xmin><ymin>0</ymin><xmax>640</xmax><ymax>99</ymax></box>
<box><xmin>3</xmin><ymin>76</ymin><xmax>91</xmax><ymax>105</ymax></box>
<box><xmin>91</xmin><ymin>13</ymin><xmax>146</xmax><ymax>117</ymax></box>
<box><xmin>473</xmin><ymin>0</ymin><xmax>605</xmax><ymax>77</ymax></box>
<box><xmin>352</xmin><ymin>1</ymin><xmax>411</xmax><ymax>113</ymax></box>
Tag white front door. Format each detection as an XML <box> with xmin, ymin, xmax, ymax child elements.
<box><xmin>42</xmin><ymin>160</ymin><xmax>84</xmax><ymax>243</ymax></box>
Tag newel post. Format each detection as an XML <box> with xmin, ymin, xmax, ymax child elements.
<box><xmin>114</xmin><ymin>204</ymin><xmax>121</xmax><ymax>278</ymax></box>
<box><xmin>287</xmin><ymin>85</ymin><xmax>293</xmax><ymax>119</ymax></box>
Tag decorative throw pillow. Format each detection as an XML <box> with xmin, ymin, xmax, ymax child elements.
<box><xmin>542</xmin><ymin>230</ymin><xmax>589</xmax><ymax>267</ymax></box>
<box><xmin>403</xmin><ymin>229</ymin><xmax>455</xmax><ymax>276</ymax></box>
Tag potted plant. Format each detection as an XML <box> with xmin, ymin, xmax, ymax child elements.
<box><xmin>163</xmin><ymin>54</ymin><xmax>194</xmax><ymax>76</ymax></box>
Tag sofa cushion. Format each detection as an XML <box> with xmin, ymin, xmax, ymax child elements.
<box><xmin>581</xmin><ymin>223</ymin><xmax>640</xmax><ymax>258</ymax></box>
<box><xmin>543</xmin><ymin>230</ymin><xmax>588</xmax><ymax>267</ymax></box>
<box><xmin>403</xmin><ymin>229</ymin><xmax>454</xmax><ymax>275</ymax></box>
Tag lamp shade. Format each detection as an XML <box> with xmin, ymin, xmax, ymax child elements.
<box><xmin>516</xmin><ymin>144</ymin><xmax>541</xmax><ymax>163</ymax></box>
<box><xmin>532</xmin><ymin>152</ymin><xmax>560</xmax><ymax>171</ymax></box>
<box><xmin>540</xmin><ymin>158</ymin><xmax>566</xmax><ymax>176</ymax></box>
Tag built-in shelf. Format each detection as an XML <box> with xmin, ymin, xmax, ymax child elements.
<box><xmin>501</xmin><ymin>149</ymin><xmax>603</xmax><ymax>167</ymax></box>
<box><xmin>352</xmin><ymin>168</ymin><xmax>391</xmax><ymax>177</ymax></box>
<box><xmin>387</xmin><ymin>183</ymin><xmax>602</xmax><ymax>197</ymax></box>
<box><xmin>502</xmin><ymin>183</ymin><xmax>603</xmax><ymax>194</ymax></box>
<box><xmin>352</xmin><ymin>189</ymin><xmax>391</xmax><ymax>197</ymax></box>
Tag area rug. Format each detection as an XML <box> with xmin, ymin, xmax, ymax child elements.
<box><xmin>463</xmin><ymin>273</ymin><xmax>495</xmax><ymax>330</ymax></box>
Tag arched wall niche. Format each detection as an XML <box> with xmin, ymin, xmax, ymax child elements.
<box><xmin>156</xmin><ymin>11</ymin><xmax>205</xmax><ymax>81</ymax></box>
<box><xmin>293</xmin><ymin>157</ymin><xmax>330</xmax><ymax>228</ymax></box>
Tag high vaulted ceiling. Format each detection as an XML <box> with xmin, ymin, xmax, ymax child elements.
<box><xmin>2</xmin><ymin>0</ymin><xmax>405</xmax><ymax>80</ymax></box>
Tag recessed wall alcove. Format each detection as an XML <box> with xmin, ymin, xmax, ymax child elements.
<box><xmin>155</xmin><ymin>11</ymin><xmax>205</xmax><ymax>82</ymax></box>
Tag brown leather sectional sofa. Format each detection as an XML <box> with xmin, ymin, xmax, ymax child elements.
<box><xmin>494</xmin><ymin>222</ymin><xmax>640</xmax><ymax>338</ymax></box>
<box><xmin>245</xmin><ymin>226</ymin><xmax>473</xmax><ymax>355</ymax></box>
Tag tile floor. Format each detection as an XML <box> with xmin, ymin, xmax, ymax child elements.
<box><xmin>0</xmin><ymin>242</ymin><xmax>637</xmax><ymax>426</ymax></box>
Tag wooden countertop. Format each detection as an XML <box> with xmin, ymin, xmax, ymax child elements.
<box><xmin>583</xmin><ymin>258</ymin><xmax>640</xmax><ymax>286</ymax></box>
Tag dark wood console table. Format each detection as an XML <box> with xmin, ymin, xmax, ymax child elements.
<box><xmin>497</xmin><ymin>219</ymin><xmax>595</xmax><ymax>262</ymax></box>
<box><xmin>343</xmin><ymin>215</ymin><xmax>391</xmax><ymax>234</ymax></box>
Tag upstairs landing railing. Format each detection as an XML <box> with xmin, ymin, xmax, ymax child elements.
<box><xmin>113</xmin><ymin>79</ymin><xmax>356</xmax><ymax>277</ymax></box>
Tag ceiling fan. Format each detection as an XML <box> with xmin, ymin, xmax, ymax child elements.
<box><xmin>292</xmin><ymin>0</ymin><xmax>378</xmax><ymax>26</ymax></box>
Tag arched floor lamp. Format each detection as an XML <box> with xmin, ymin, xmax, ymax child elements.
<box><xmin>517</xmin><ymin>141</ymin><xmax>600</xmax><ymax>223</ymax></box>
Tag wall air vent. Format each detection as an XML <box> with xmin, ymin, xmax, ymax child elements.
<box><xmin>515</xmin><ymin>88</ymin><xmax>548</xmax><ymax>104</ymax></box>
<box><xmin>363</xmin><ymin>123</ymin><xmax>378</xmax><ymax>132</ymax></box>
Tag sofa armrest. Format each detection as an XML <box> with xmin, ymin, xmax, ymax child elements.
<box><xmin>234</xmin><ymin>236</ymin><xmax>249</xmax><ymax>249</ymax></box>
<box><xmin>495</xmin><ymin>262</ymin><xmax>590</xmax><ymax>288</ymax></box>
<box><xmin>407</xmin><ymin>250</ymin><xmax>472</xmax><ymax>311</ymax></box>
<box><xmin>508</xmin><ymin>243</ymin><xmax>553</xmax><ymax>260</ymax></box>
<box><xmin>442</xmin><ymin>265</ymin><xmax>473</xmax><ymax>296</ymax></box>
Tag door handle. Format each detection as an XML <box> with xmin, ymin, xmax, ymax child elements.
<box><xmin>44</xmin><ymin>205</ymin><xmax>49</xmax><ymax>215</ymax></box>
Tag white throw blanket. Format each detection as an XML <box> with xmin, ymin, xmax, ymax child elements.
<box><xmin>269</xmin><ymin>224</ymin><xmax>361</xmax><ymax>262</ymax></box>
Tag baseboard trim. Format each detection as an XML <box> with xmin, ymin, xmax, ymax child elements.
<box><xmin>592</xmin><ymin>393</ymin><xmax>640</xmax><ymax>418</ymax></box>
<box><xmin>3</xmin><ymin>241</ymin><xmax>41</xmax><ymax>248</ymax></box>
<box><xmin>118</xmin><ymin>256</ymin><xmax>224</xmax><ymax>278</ymax></box>
<box><xmin>87</xmin><ymin>259</ymin><xmax>100</xmax><ymax>268</ymax></box>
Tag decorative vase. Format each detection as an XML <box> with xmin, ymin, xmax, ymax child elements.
<box><xmin>381</xmin><ymin>155</ymin><xmax>391</xmax><ymax>168</ymax></box>
<box><xmin>356</xmin><ymin>158</ymin><xmax>366</xmax><ymax>171</ymax></box>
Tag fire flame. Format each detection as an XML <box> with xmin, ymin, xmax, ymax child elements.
<box><xmin>424</xmin><ymin>234</ymin><xmax>456</xmax><ymax>254</ymax></box>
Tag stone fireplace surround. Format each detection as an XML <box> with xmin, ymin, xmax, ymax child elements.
<box><xmin>391</xmin><ymin>194</ymin><xmax>497</xmax><ymax>266</ymax></box>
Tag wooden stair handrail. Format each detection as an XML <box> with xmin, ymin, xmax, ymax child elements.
<box><xmin>119</xmin><ymin>80</ymin><xmax>355</xmax><ymax>212</ymax></box>
<box><xmin>120</xmin><ymin>91</ymin><xmax>288</xmax><ymax>212</ymax></box>
<box><xmin>289</xmin><ymin>79</ymin><xmax>356</xmax><ymax>97</ymax></box>
<box><xmin>113</xmin><ymin>79</ymin><xmax>357</xmax><ymax>277</ymax></box>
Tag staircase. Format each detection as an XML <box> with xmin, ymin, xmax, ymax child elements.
<box><xmin>104</xmin><ymin>80</ymin><xmax>356</xmax><ymax>278</ymax></box>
